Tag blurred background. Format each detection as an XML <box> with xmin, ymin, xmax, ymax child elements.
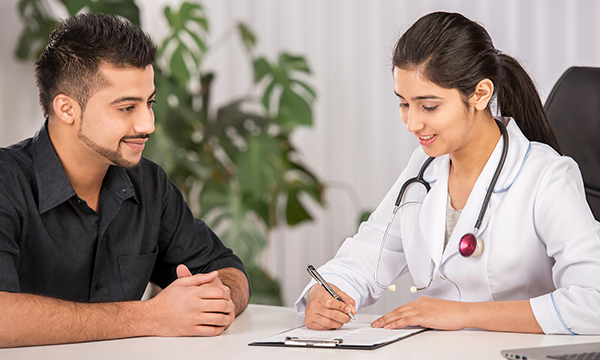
<box><xmin>1</xmin><ymin>0</ymin><xmax>599</xmax><ymax>315</ymax></box>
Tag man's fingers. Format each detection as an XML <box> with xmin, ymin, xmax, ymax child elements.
<box><xmin>176</xmin><ymin>270</ymin><xmax>219</xmax><ymax>286</ymax></box>
<box><xmin>195</xmin><ymin>298</ymin><xmax>235</xmax><ymax>315</ymax></box>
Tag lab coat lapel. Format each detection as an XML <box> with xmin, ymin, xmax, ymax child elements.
<box><xmin>419</xmin><ymin>156</ymin><xmax>449</xmax><ymax>268</ymax></box>
<box><xmin>442</xmin><ymin>117</ymin><xmax>531</xmax><ymax>262</ymax></box>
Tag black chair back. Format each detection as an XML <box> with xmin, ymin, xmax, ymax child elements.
<box><xmin>544</xmin><ymin>66</ymin><xmax>600</xmax><ymax>220</ymax></box>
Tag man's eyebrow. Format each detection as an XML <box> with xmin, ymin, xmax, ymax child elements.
<box><xmin>393</xmin><ymin>91</ymin><xmax>442</xmax><ymax>101</ymax></box>
<box><xmin>111</xmin><ymin>88</ymin><xmax>157</xmax><ymax>105</ymax></box>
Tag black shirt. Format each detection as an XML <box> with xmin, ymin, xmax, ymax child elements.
<box><xmin>0</xmin><ymin>122</ymin><xmax>248</xmax><ymax>302</ymax></box>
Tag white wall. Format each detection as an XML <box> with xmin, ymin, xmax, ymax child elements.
<box><xmin>2</xmin><ymin>0</ymin><xmax>600</xmax><ymax>314</ymax></box>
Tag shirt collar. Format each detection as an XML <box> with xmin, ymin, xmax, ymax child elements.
<box><xmin>33</xmin><ymin>121</ymin><xmax>77</xmax><ymax>214</ymax></box>
<box><xmin>33</xmin><ymin>120</ymin><xmax>138</xmax><ymax>214</ymax></box>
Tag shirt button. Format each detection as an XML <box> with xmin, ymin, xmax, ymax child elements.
<box><xmin>122</xmin><ymin>189</ymin><xmax>128</xmax><ymax>196</ymax></box>
<box><xmin>76</xmin><ymin>199</ymin><xmax>83</xmax><ymax>205</ymax></box>
<box><xmin>95</xmin><ymin>283</ymin><xmax>102</xmax><ymax>291</ymax></box>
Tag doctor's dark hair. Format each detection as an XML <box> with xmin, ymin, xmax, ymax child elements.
<box><xmin>35</xmin><ymin>13</ymin><xmax>157</xmax><ymax>117</ymax></box>
<box><xmin>392</xmin><ymin>12</ymin><xmax>561</xmax><ymax>153</ymax></box>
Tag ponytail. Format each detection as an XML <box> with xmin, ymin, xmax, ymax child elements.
<box><xmin>393</xmin><ymin>12</ymin><xmax>562</xmax><ymax>154</ymax></box>
<box><xmin>497</xmin><ymin>54</ymin><xmax>562</xmax><ymax>153</ymax></box>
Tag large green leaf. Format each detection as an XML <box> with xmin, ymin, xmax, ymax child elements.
<box><xmin>160</xmin><ymin>2</ymin><xmax>208</xmax><ymax>83</ymax></box>
<box><xmin>286</xmin><ymin>188</ymin><xmax>313</xmax><ymax>225</ymax></box>
<box><xmin>277</xmin><ymin>87</ymin><xmax>313</xmax><ymax>128</ymax></box>
<box><xmin>253</xmin><ymin>53</ymin><xmax>316</xmax><ymax>130</ymax></box>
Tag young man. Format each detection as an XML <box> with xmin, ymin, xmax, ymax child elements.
<box><xmin>0</xmin><ymin>13</ymin><xmax>250</xmax><ymax>347</ymax></box>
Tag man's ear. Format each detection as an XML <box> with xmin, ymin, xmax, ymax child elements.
<box><xmin>52</xmin><ymin>94</ymin><xmax>79</xmax><ymax>125</ymax></box>
<box><xmin>469</xmin><ymin>78</ymin><xmax>494</xmax><ymax>111</ymax></box>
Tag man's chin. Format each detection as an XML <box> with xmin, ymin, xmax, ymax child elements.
<box><xmin>113</xmin><ymin>156</ymin><xmax>142</xmax><ymax>170</ymax></box>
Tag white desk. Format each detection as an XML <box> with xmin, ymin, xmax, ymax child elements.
<box><xmin>1</xmin><ymin>304</ymin><xmax>598</xmax><ymax>359</ymax></box>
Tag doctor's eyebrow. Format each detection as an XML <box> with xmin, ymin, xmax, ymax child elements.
<box><xmin>111</xmin><ymin>88</ymin><xmax>157</xmax><ymax>105</ymax></box>
<box><xmin>394</xmin><ymin>91</ymin><xmax>443</xmax><ymax>101</ymax></box>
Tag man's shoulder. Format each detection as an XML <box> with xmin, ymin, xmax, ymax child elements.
<box><xmin>0</xmin><ymin>138</ymin><xmax>34</xmax><ymax>177</ymax></box>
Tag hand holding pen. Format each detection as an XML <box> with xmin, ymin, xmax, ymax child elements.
<box><xmin>305</xmin><ymin>265</ymin><xmax>357</xmax><ymax>329</ymax></box>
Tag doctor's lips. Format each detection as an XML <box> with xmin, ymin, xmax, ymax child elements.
<box><xmin>417</xmin><ymin>134</ymin><xmax>437</xmax><ymax>146</ymax></box>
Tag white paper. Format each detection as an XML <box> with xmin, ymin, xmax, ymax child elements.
<box><xmin>251</xmin><ymin>322</ymin><xmax>425</xmax><ymax>347</ymax></box>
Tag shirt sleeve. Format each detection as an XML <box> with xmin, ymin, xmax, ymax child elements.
<box><xmin>148</xmin><ymin>167</ymin><xmax>250</xmax><ymax>290</ymax></box>
<box><xmin>530</xmin><ymin>156</ymin><xmax>600</xmax><ymax>335</ymax></box>
<box><xmin>0</xmin><ymin>189</ymin><xmax>21</xmax><ymax>293</ymax></box>
<box><xmin>294</xmin><ymin>166</ymin><xmax>412</xmax><ymax>313</ymax></box>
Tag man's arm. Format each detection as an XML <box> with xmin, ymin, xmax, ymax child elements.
<box><xmin>0</xmin><ymin>271</ymin><xmax>234</xmax><ymax>348</ymax></box>
<box><xmin>216</xmin><ymin>267</ymin><xmax>250</xmax><ymax>316</ymax></box>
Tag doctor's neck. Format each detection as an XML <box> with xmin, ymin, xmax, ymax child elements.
<box><xmin>448</xmin><ymin>114</ymin><xmax>501</xmax><ymax>180</ymax></box>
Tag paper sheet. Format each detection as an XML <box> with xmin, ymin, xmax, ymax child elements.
<box><xmin>252</xmin><ymin>322</ymin><xmax>425</xmax><ymax>347</ymax></box>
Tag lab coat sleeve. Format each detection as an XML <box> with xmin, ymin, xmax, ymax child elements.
<box><xmin>294</xmin><ymin>165</ymin><xmax>415</xmax><ymax>313</ymax></box>
<box><xmin>529</xmin><ymin>156</ymin><xmax>600</xmax><ymax>335</ymax></box>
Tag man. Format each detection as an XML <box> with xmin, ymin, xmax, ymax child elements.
<box><xmin>0</xmin><ymin>13</ymin><xmax>250</xmax><ymax>347</ymax></box>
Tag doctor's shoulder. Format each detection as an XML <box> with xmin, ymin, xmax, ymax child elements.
<box><xmin>525</xmin><ymin>140</ymin><xmax>584</xmax><ymax>180</ymax></box>
<box><xmin>519</xmin><ymin>140</ymin><xmax>589</xmax><ymax>208</ymax></box>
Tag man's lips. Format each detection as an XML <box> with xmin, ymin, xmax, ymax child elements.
<box><xmin>122</xmin><ymin>138</ymin><xmax>148</xmax><ymax>152</ymax></box>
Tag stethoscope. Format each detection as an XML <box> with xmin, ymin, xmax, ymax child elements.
<box><xmin>374</xmin><ymin>119</ymin><xmax>509</xmax><ymax>293</ymax></box>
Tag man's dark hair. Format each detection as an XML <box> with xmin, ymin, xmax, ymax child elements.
<box><xmin>35</xmin><ymin>13</ymin><xmax>157</xmax><ymax>117</ymax></box>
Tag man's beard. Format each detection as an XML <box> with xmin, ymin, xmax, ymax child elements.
<box><xmin>78</xmin><ymin>117</ymin><xmax>148</xmax><ymax>169</ymax></box>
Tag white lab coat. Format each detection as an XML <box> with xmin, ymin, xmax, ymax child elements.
<box><xmin>295</xmin><ymin>117</ymin><xmax>600</xmax><ymax>335</ymax></box>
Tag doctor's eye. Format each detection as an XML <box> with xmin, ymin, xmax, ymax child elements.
<box><xmin>399</xmin><ymin>102</ymin><xmax>409</xmax><ymax>109</ymax></box>
<box><xmin>422</xmin><ymin>105</ymin><xmax>439</xmax><ymax>112</ymax></box>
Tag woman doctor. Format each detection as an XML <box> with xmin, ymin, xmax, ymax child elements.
<box><xmin>295</xmin><ymin>12</ymin><xmax>600</xmax><ymax>335</ymax></box>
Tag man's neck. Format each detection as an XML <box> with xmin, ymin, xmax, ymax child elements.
<box><xmin>48</xmin><ymin>121</ymin><xmax>108</xmax><ymax>212</ymax></box>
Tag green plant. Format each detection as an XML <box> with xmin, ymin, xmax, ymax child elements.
<box><xmin>16</xmin><ymin>0</ymin><xmax>324</xmax><ymax>305</ymax></box>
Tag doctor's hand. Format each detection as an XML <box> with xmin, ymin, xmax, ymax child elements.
<box><xmin>145</xmin><ymin>265</ymin><xmax>236</xmax><ymax>337</ymax></box>
<box><xmin>304</xmin><ymin>283</ymin><xmax>357</xmax><ymax>330</ymax></box>
<box><xmin>371</xmin><ymin>296</ymin><xmax>467</xmax><ymax>331</ymax></box>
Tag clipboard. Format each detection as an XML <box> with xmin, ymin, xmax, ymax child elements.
<box><xmin>249</xmin><ymin>322</ymin><xmax>428</xmax><ymax>350</ymax></box>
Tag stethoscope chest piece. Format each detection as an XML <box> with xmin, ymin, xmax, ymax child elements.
<box><xmin>458</xmin><ymin>233</ymin><xmax>484</xmax><ymax>257</ymax></box>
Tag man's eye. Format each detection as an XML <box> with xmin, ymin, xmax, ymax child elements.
<box><xmin>148</xmin><ymin>100</ymin><xmax>156</xmax><ymax>108</ymax></box>
<box><xmin>121</xmin><ymin>106</ymin><xmax>134</xmax><ymax>112</ymax></box>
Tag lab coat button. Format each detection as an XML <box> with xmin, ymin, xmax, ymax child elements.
<box><xmin>440</xmin><ymin>276</ymin><xmax>446</xmax><ymax>280</ymax></box>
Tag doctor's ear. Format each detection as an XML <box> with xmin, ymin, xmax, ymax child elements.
<box><xmin>52</xmin><ymin>94</ymin><xmax>80</xmax><ymax>125</ymax></box>
<box><xmin>468</xmin><ymin>79</ymin><xmax>494</xmax><ymax>111</ymax></box>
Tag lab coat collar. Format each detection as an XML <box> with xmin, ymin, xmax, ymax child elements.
<box><xmin>419</xmin><ymin>117</ymin><xmax>531</xmax><ymax>266</ymax></box>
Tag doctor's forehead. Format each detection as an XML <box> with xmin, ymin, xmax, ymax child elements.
<box><xmin>393</xmin><ymin>68</ymin><xmax>452</xmax><ymax>101</ymax></box>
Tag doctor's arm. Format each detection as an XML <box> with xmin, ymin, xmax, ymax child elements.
<box><xmin>371</xmin><ymin>296</ymin><xmax>543</xmax><ymax>333</ymax></box>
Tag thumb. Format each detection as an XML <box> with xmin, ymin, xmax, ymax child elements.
<box><xmin>176</xmin><ymin>264</ymin><xmax>193</xmax><ymax>278</ymax></box>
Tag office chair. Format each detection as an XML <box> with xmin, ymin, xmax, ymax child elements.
<box><xmin>544</xmin><ymin>66</ymin><xmax>600</xmax><ymax>221</ymax></box>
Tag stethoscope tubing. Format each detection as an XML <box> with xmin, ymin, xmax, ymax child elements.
<box><xmin>373</xmin><ymin>119</ymin><xmax>509</xmax><ymax>291</ymax></box>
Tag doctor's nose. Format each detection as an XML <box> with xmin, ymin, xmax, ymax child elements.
<box><xmin>403</xmin><ymin>110</ymin><xmax>424</xmax><ymax>134</ymax></box>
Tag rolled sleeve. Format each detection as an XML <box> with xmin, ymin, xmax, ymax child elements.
<box><xmin>532</xmin><ymin>157</ymin><xmax>600</xmax><ymax>334</ymax></box>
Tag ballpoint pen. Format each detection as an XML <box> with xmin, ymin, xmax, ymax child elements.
<box><xmin>307</xmin><ymin>264</ymin><xmax>356</xmax><ymax>321</ymax></box>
